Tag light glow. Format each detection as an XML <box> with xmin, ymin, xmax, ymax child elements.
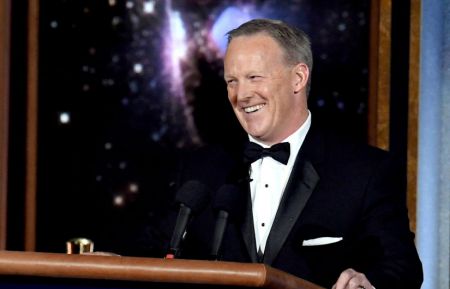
<box><xmin>59</xmin><ymin>112</ymin><xmax>70</xmax><ymax>124</ymax></box>
<box><xmin>143</xmin><ymin>0</ymin><xmax>155</xmax><ymax>14</ymax></box>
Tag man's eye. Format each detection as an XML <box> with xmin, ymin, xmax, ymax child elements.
<box><xmin>249</xmin><ymin>75</ymin><xmax>261</xmax><ymax>80</ymax></box>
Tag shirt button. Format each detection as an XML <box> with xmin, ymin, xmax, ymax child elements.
<box><xmin>265</xmin><ymin>184</ymin><xmax>269</xmax><ymax>188</ymax></box>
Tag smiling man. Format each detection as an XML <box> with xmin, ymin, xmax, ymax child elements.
<box><xmin>219</xmin><ymin>19</ymin><xmax>422</xmax><ymax>289</ymax></box>
<box><xmin>220</xmin><ymin>18</ymin><xmax>423</xmax><ymax>289</ymax></box>
<box><xmin>138</xmin><ymin>19</ymin><xmax>423</xmax><ymax>289</ymax></box>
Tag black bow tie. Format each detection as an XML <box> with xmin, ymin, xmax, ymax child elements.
<box><xmin>243</xmin><ymin>142</ymin><xmax>290</xmax><ymax>165</ymax></box>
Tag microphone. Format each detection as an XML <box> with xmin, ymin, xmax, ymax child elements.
<box><xmin>210</xmin><ymin>184</ymin><xmax>243</xmax><ymax>260</ymax></box>
<box><xmin>166</xmin><ymin>180</ymin><xmax>210</xmax><ymax>259</ymax></box>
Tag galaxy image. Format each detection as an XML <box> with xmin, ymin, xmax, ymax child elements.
<box><xmin>36</xmin><ymin>0</ymin><xmax>370</xmax><ymax>253</ymax></box>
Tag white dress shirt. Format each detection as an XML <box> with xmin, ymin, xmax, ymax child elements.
<box><xmin>249</xmin><ymin>111</ymin><xmax>311</xmax><ymax>253</ymax></box>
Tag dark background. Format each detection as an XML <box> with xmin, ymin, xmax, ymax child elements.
<box><xmin>8</xmin><ymin>0</ymin><xmax>392</xmax><ymax>254</ymax></box>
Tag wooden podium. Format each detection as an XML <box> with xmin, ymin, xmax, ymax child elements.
<box><xmin>0</xmin><ymin>251</ymin><xmax>324</xmax><ymax>289</ymax></box>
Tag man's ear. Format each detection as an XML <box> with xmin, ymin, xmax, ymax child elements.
<box><xmin>292</xmin><ymin>63</ymin><xmax>309</xmax><ymax>93</ymax></box>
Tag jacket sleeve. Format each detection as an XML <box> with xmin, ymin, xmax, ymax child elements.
<box><xmin>360</xmin><ymin>156</ymin><xmax>423</xmax><ymax>289</ymax></box>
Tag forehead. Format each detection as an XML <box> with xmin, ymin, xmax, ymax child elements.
<box><xmin>224</xmin><ymin>34</ymin><xmax>286</xmax><ymax>68</ymax></box>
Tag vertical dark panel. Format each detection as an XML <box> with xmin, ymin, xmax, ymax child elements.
<box><xmin>390</xmin><ymin>0</ymin><xmax>410</xmax><ymax>157</ymax></box>
<box><xmin>390</xmin><ymin>0</ymin><xmax>411</xmax><ymax>200</ymax></box>
<box><xmin>6</xmin><ymin>0</ymin><xmax>28</xmax><ymax>251</ymax></box>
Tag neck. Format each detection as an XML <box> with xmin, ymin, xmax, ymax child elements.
<box><xmin>250</xmin><ymin>110</ymin><xmax>310</xmax><ymax>146</ymax></box>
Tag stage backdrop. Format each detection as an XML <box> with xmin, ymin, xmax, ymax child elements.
<box><xmin>29</xmin><ymin>0</ymin><xmax>370</xmax><ymax>253</ymax></box>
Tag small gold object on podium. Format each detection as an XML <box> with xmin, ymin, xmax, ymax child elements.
<box><xmin>66</xmin><ymin>238</ymin><xmax>94</xmax><ymax>254</ymax></box>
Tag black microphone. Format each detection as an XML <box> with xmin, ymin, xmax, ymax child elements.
<box><xmin>210</xmin><ymin>184</ymin><xmax>243</xmax><ymax>260</ymax></box>
<box><xmin>166</xmin><ymin>180</ymin><xmax>210</xmax><ymax>259</ymax></box>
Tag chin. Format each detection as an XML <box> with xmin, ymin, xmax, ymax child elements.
<box><xmin>249</xmin><ymin>133</ymin><xmax>265</xmax><ymax>141</ymax></box>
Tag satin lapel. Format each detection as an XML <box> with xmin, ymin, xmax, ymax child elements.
<box><xmin>263</xmin><ymin>159</ymin><xmax>320</xmax><ymax>265</ymax></box>
<box><xmin>240</xmin><ymin>181</ymin><xmax>258</xmax><ymax>263</ymax></box>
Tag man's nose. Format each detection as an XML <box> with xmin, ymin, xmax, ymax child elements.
<box><xmin>236</xmin><ymin>82</ymin><xmax>252</xmax><ymax>101</ymax></box>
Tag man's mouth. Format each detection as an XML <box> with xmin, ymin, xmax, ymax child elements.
<box><xmin>243</xmin><ymin>104</ymin><xmax>266</xmax><ymax>113</ymax></box>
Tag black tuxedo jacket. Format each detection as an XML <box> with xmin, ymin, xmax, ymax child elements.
<box><xmin>139</xmin><ymin>125</ymin><xmax>423</xmax><ymax>289</ymax></box>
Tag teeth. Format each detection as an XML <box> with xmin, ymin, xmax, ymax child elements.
<box><xmin>244</xmin><ymin>104</ymin><xmax>265</xmax><ymax>113</ymax></box>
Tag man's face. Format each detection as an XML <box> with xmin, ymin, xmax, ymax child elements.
<box><xmin>224</xmin><ymin>33</ymin><xmax>308</xmax><ymax>145</ymax></box>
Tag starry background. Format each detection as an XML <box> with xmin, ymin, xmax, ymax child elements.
<box><xmin>36</xmin><ymin>0</ymin><xmax>369</xmax><ymax>254</ymax></box>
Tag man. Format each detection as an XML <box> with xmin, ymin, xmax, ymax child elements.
<box><xmin>139</xmin><ymin>19</ymin><xmax>423</xmax><ymax>289</ymax></box>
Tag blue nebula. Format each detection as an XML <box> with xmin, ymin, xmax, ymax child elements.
<box><xmin>211</xmin><ymin>6</ymin><xmax>260</xmax><ymax>55</ymax></box>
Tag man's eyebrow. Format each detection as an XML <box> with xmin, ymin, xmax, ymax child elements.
<box><xmin>224</xmin><ymin>74</ymin><xmax>235</xmax><ymax>79</ymax></box>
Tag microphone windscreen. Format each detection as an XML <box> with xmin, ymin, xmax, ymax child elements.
<box><xmin>212</xmin><ymin>184</ymin><xmax>244</xmax><ymax>219</ymax></box>
<box><xmin>175</xmin><ymin>180</ymin><xmax>210</xmax><ymax>213</ymax></box>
